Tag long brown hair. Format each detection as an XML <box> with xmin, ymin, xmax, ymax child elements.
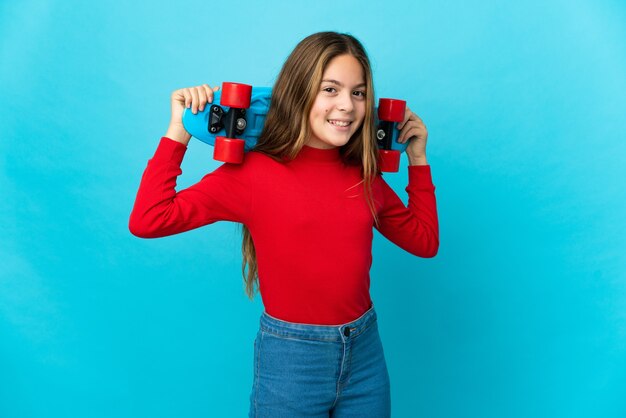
<box><xmin>240</xmin><ymin>31</ymin><xmax>380</xmax><ymax>300</ymax></box>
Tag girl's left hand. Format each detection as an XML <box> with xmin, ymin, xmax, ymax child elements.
<box><xmin>397</xmin><ymin>107</ymin><xmax>428</xmax><ymax>159</ymax></box>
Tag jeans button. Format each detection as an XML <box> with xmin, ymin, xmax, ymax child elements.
<box><xmin>344</xmin><ymin>327</ymin><xmax>350</xmax><ymax>337</ymax></box>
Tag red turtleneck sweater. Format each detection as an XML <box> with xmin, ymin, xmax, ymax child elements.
<box><xmin>129</xmin><ymin>137</ymin><xmax>439</xmax><ymax>325</ymax></box>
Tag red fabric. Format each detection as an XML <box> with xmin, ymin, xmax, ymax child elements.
<box><xmin>130</xmin><ymin>137</ymin><xmax>439</xmax><ymax>325</ymax></box>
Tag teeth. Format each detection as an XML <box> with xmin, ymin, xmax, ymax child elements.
<box><xmin>329</xmin><ymin>120</ymin><xmax>350</xmax><ymax>127</ymax></box>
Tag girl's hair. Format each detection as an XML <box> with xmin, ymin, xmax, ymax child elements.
<box><xmin>239</xmin><ymin>31</ymin><xmax>380</xmax><ymax>300</ymax></box>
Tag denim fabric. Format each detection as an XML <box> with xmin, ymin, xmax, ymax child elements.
<box><xmin>248</xmin><ymin>304</ymin><xmax>391</xmax><ymax>417</ymax></box>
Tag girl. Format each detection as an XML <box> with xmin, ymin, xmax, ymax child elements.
<box><xmin>129</xmin><ymin>31</ymin><xmax>438</xmax><ymax>418</ymax></box>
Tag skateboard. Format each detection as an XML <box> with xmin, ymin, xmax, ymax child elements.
<box><xmin>182</xmin><ymin>82</ymin><xmax>409</xmax><ymax>171</ymax></box>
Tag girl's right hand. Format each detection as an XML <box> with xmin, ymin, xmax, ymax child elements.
<box><xmin>166</xmin><ymin>84</ymin><xmax>220</xmax><ymax>145</ymax></box>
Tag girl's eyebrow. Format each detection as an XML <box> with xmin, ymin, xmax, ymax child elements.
<box><xmin>322</xmin><ymin>79</ymin><xmax>366</xmax><ymax>88</ymax></box>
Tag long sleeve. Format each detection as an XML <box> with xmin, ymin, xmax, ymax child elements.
<box><xmin>129</xmin><ymin>137</ymin><xmax>252</xmax><ymax>238</ymax></box>
<box><xmin>374</xmin><ymin>165</ymin><xmax>439</xmax><ymax>257</ymax></box>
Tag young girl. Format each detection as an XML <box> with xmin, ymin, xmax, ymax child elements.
<box><xmin>130</xmin><ymin>31</ymin><xmax>438</xmax><ymax>418</ymax></box>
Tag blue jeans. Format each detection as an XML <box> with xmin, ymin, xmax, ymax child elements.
<box><xmin>248</xmin><ymin>303</ymin><xmax>391</xmax><ymax>417</ymax></box>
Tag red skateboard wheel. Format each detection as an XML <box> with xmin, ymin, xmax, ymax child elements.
<box><xmin>214</xmin><ymin>136</ymin><xmax>245</xmax><ymax>163</ymax></box>
<box><xmin>378</xmin><ymin>149</ymin><xmax>401</xmax><ymax>172</ymax></box>
<box><xmin>221</xmin><ymin>82</ymin><xmax>252</xmax><ymax>109</ymax></box>
<box><xmin>378</xmin><ymin>98</ymin><xmax>406</xmax><ymax>123</ymax></box>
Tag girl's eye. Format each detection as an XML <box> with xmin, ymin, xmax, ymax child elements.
<box><xmin>321</xmin><ymin>87</ymin><xmax>366</xmax><ymax>97</ymax></box>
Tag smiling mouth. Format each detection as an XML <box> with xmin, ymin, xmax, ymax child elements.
<box><xmin>328</xmin><ymin>119</ymin><xmax>352</xmax><ymax>127</ymax></box>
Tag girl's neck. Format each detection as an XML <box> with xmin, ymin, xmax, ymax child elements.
<box><xmin>298</xmin><ymin>144</ymin><xmax>341</xmax><ymax>163</ymax></box>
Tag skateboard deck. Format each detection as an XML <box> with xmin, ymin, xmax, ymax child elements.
<box><xmin>182</xmin><ymin>82</ymin><xmax>409</xmax><ymax>170</ymax></box>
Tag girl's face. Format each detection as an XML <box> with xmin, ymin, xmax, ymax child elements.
<box><xmin>306</xmin><ymin>54</ymin><xmax>367</xmax><ymax>149</ymax></box>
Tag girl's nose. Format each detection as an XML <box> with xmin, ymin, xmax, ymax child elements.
<box><xmin>337</xmin><ymin>93</ymin><xmax>354</xmax><ymax>112</ymax></box>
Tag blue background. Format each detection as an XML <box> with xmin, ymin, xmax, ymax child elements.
<box><xmin>2</xmin><ymin>0</ymin><xmax>625</xmax><ymax>417</ymax></box>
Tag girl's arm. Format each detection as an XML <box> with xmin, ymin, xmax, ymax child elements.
<box><xmin>129</xmin><ymin>84</ymin><xmax>251</xmax><ymax>238</ymax></box>
<box><xmin>128</xmin><ymin>137</ymin><xmax>252</xmax><ymax>238</ymax></box>
<box><xmin>374</xmin><ymin>106</ymin><xmax>438</xmax><ymax>256</ymax></box>
<box><xmin>374</xmin><ymin>165</ymin><xmax>439</xmax><ymax>258</ymax></box>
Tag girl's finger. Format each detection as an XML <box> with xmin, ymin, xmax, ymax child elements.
<box><xmin>406</xmin><ymin>107</ymin><xmax>425</xmax><ymax>123</ymax></box>
<box><xmin>183</xmin><ymin>88</ymin><xmax>192</xmax><ymax>108</ymax></box>
<box><xmin>401</xmin><ymin>117</ymin><xmax>427</xmax><ymax>135</ymax></box>
<box><xmin>202</xmin><ymin>84</ymin><xmax>214</xmax><ymax>104</ymax></box>
<box><xmin>398</xmin><ymin>107</ymin><xmax>414</xmax><ymax>130</ymax></box>
<box><xmin>400</xmin><ymin>126</ymin><xmax>420</xmax><ymax>143</ymax></box>
<box><xmin>197</xmin><ymin>86</ymin><xmax>208</xmax><ymax>112</ymax></box>
<box><xmin>189</xmin><ymin>87</ymin><xmax>200</xmax><ymax>114</ymax></box>
<box><xmin>398</xmin><ymin>119</ymin><xmax>418</xmax><ymax>140</ymax></box>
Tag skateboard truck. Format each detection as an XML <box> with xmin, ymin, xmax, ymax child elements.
<box><xmin>210</xmin><ymin>82</ymin><xmax>253</xmax><ymax>164</ymax></box>
<box><xmin>376</xmin><ymin>98</ymin><xmax>406</xmax><ymax>172</ymax></box>
<box><xmin>208</xmin><ymin>105</ymin><xmax>247</xmax><ymax>135</ymax></box>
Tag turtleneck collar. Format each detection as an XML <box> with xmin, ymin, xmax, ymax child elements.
<box><xmin>296</xmin><ymin>144</ymin><xmax>341</xmax><ymax>163</ymax></box>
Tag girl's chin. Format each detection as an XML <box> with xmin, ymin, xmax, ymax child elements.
<box><xmin>307</xmin><ymin>138</ymin><xmax>349</xmax><ymax>149</ymax></box>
